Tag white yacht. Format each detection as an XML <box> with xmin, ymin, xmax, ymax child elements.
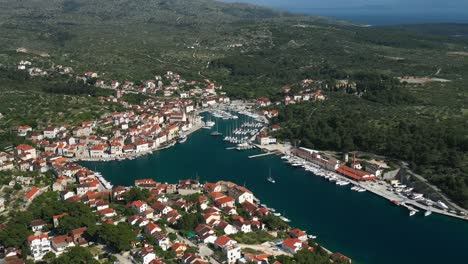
<box><xmin>424</xmin><ymin>210</ymin><xmax>432</xmax><ymax>217</ymax></box>
<box><xmin>409</xmin><ymin>210</ymin><xmax>417</xmax><ymax>216</ymax></box>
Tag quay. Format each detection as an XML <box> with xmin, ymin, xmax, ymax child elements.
<box><xmin>248</xmin><ymin>151</ymin><xmax>277</xmax><ymax>159</ymax></box>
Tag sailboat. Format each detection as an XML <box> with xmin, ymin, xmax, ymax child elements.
<box><xmin>267</xmin><ymin>168</ymin><xmax>276</xmax><ymax>183</ymax></box>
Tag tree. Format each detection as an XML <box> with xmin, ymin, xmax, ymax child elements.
<box><xmin>123</xmin><ymin>188</ymin><xmax>150</xmax><ymax>202</ymax></box>
<box><xmin>97</xmin><ymin>223</ymin><xmax>136</xmax><ymax>252</ymax></box>
<box><xmin>52</xmin><ymin>246</ymin><xmax>99</xmax><ymax>264</ymax></box>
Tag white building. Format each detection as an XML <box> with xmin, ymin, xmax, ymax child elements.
<box><xmin>28</xmin><ymin>234</ymin><xmax>51</xmax><ymax>259</ymax></box>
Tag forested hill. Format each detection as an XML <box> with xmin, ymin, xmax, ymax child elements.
<box><xmin>0</xmin><ymin>0</ymin><xmax>293</xmax><ymax>24</ymax></box>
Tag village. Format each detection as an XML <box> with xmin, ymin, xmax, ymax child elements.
<box><xmin>0</xmin><ymin>61</ymin><xmax>357</xmax><ymax>264</ymax></box>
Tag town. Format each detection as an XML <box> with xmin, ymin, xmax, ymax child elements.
<box><xmin>0</xmin><ymin>61</ymin><xmax>352</xmax><ymax>264</ymax></box>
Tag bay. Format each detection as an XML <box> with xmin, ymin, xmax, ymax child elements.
<box><xmin>80</xmin><ymin>116</ymin><xmax>468</xmax><ymax>264</ymax></box>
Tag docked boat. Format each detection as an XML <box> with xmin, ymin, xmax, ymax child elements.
<box><xmin>280</xmin><ymin>216</ymin><xmax>291</xmax><ymax>222</ymax></box>
<box><xmin>273</xmin><ymin>213</ymin><xmax>281</xmax><ymax>217</ymax></box>
<box><xmin>307</xmin><ymin>235</ymin><xmax>318</xmax><ymax>239</ymax></box>
<box><xmin>178</xmin><ymin>135</ymin><xmax>188</xmax><ymax>143</ymax></box>
<box><xmin>409</xmin><ymin>210</ymin><xmax>417</xmax><ymax>216</ymax></box>
<box><xmin>424</xmin><ymin>210</ymin><xmax>432</xmax><ymax>217</ymax></box>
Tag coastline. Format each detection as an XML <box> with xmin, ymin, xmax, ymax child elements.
<box><xmin>70</xmin><ymin>116</ymin><xmax>204</xmax><ymax>163</ymax></box>
<box><xmin>255</xmin><ymin>144</ymin><xmax>468</xmax><ymax>222</ymax></box>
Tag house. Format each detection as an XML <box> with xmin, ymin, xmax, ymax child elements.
<box><xmin>151</xmin><ymin>202</ymin><xmax>173</xmax><ymax>216</ymax></box>
<box><xmin>16</xmin><ymin>125</ymin><xmax>32</xmax><ymax>136</ymax></box>
<box><xmin>96</xmin><ymin>200</ymin><xmax>109</xmax><ymax>211</ymax></box>
<box><xmin>244</xmin><ymin>253</ymin><xmax>271</xmax><ymax>264</ymax></box>
<box><xmin>135</xmin><ymin>179</ymin><xmax>158</xmax><ymax>189</ymax></box>
<box><xmin>181</xmin><ymin>252</ymin><xmax>209</xmax><ymax>264</ymax></box>
<box><xmin>153</xmin><ymin>231</ymin><xmax>170</xmax><ymax>251</ymax></box>
<box><xmin>195</xmin><ymin>224</ymin><xmax>217</xmax><ymax>244</ymax></box>
<box><xmin>215</xmin><ymin>196</ymin><xmax>235</xmax><ymax>208</ymax></box>
<box><xmin>215</xmin><ymin>220</ymin><xmax>238</xmax><ymax>235</ymax></box>
<box><xmin>233</xmin><ymin>218</ymin><xmax>251</xmax><ymax>233</ymax></box>
<box><xmin>282</xmin><ymin>238</ymin><xmax>303</xmax><ymax>254</ymax></box>
<box><xmin>228</xmin><ymin>185</ymin><xmax>254</xmax><ymax>204</ymax></box>
<box><xmin>204</xmin><ymin>182</ymin><xmax>222</xmax><ymax>193</ymax></box>
<box><xmin>89</xmin><ymin>145</ymin><xmax>106</xmax><ymax>158</ymax></box>
<box><xmin>135</xmin><ymin>247</ymin><xmax>156</xmax><ymax>264</ymax></box>
<box><xmin>289</xmin><ymin>229</ymin><xmax>308</xmax><ymax>241</ymax></box>
<box><xmin>43</xmin><ymin>127</ymin><xmax>58</xmax><ymax>139</ymax></box>
<box><xmin>51</xmin><ymin>235</ymin><xmax>74</xmax><ymax>253</ymax></box>
<box><xmin>256</xmin><ymin>98</ymin><xmax>271</xmax><ymax>107</ymax></box>
<box><xmin>145</xmin><ymin>222</ymin><xmax>162</xmax><ymax>235</ymax></box>
<box><xmin>131</xmin><ymin>200</ymin><xmax>148</xmax><ymax>214</ymax></box>
<box><xmin>98</xmin><ymin>208</ymin><xmax>117</xmax><ymax>218</ymax></box>
<box><xmin>24</xmin><ymin>187</ymin><xmax>40</xmax><ymax>202</ymax></box>
<box><xmin>214</xmin><ymin>235</ymin><xmax>237</xmax><ymax>249</ymax></box>
<box><xmin>214</xmin><ymin>236</ymin><xmax>240</xmax><ymax>264</ymax></box>
<box><xmin>171</xmin><ymin>243</ymin><xmax>188</xmax><ymax>257</ymax></box>
<box><xmin>30</xmin><ymin>220</ymin><xmax>47</xmax><ymax>232</ymax></box>
<box><xmin>15</xmin><ymin>144</ymin><xmax>37</xmax><ymax>159</ymax></box>
<box><xmin>28</xmin><ymin>234</ymin><xmax>51</xmax><ymax>259</ymax></box>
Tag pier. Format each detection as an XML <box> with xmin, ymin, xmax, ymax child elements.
<box><xmin>248</xmin><ymin>152</ymin><xmax>277</xmax><ymax>159</ymax></box>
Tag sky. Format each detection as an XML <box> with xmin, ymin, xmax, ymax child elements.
<box><xmin>220</xmin><ymin>0</ymin><xmax>468</xmax><ymax>24</ymax></box>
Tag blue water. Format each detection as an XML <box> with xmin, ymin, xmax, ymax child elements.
<box><xmin>220</xmin><ymin>0</ymin><xmax>468</xmax><ymax>25</ymax></box>
<box><xmin>80</xmin><ymin>115</ymin><xmax>468</xmax><ymax>264</ymax></box>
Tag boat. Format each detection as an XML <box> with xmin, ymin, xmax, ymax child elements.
<box><xmin>436</xmin><ymin>200</ymin><xmax>449</xmax><ymax>210</ymax></box>
<box><xmin>210</xmin><ymin>131</ymin><xmax>222</xmax><ymax>136</ymax></box>
<box><xmin>273</xmin><ymin>213</ymin><xmax>281</xmax><ymax>217</ymax></box>
<box><xmin>280</xmin><ymin>216</ymin><xmax>291</xmax><ymax>222</ymax></box>
<box><xmin>307</xmin><ymin>235</ymin><xmax>318</xmax><ymax>239</ymax></box>
<box><xmin>424</xmin><ymin>210</ymin><xmax>432</xmax><ymax>217</ymax></box>
<box><xmin>409</xmin><ymin>210</ymin><xmax>417</xmax><ymax>216</ymax></box>
<box><xmin>178</xmin><ymin>135</ymin><xmax>187</xmax><ymax>143</ymax></box>
<box><xmin>267</xmin><ymin>168</ymin><xmax>276</xmax><ymax>183</ymax></box>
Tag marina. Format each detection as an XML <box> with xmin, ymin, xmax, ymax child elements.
<box><xmin>80</xmin><ymin>112</ymin><xmax>468</xmax><ymax>264</ymax></box>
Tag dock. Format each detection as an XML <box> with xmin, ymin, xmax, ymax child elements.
<box><xmin>248</xmin><ymin>152</ymin><xmax>276</xmax><ymax>159</ymax></box>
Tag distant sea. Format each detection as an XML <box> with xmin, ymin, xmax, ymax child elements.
<box><xmin>284</xmin><ymin>9</ymin><xmax>468</xmax><ymax>26</ymax></box>
<box><xmin>219</xmin><ymin>1</ymin><xmax>468</xmax><ymax>26</ymax></box>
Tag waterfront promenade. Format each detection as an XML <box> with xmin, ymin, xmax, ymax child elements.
<box><xmin>254</xmin><ymin>143</ymin><xmax>468</xmax><ymax>221</ymax></box>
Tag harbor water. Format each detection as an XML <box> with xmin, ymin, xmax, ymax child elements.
<box><xmin>80</xmin><ymin>115</ymin><xmax>468</xmax><ymax>264</ymax></box>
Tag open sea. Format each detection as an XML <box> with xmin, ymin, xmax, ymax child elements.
<box><xmin>80</xmin><ymin>114</ymin><xmax>468</xmax><ymax>264</ymax></box>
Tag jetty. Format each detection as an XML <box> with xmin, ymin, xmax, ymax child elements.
<box><xmin>248</xmin><ymin>152</ymin><xmax>276</xmax><ymax>159</ymax></box>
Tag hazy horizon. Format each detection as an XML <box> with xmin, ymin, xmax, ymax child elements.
<box><xmin>220</xmin><ymin>0</ymin><xmax>468</xmax><ymax>25</ymax></box>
